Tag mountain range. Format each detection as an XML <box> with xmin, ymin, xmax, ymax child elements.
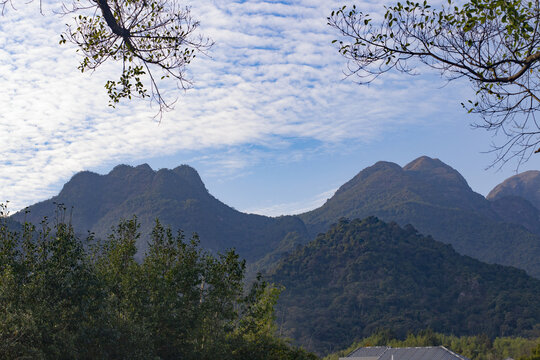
<box><xmin>12</xmin><ymin>156</ymin><xmax>540</xmax><ymax>277</ymax></box>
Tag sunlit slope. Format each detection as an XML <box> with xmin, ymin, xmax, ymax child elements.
<box><xmin>300</xmin><ymin>156</ymin><xmax>540</xmax><ymax>278</ymax></box>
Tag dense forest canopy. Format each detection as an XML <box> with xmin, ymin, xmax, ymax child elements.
<box><xmin>0</xmin><ymin>205</ymin><xmax>316</xmax><ymax>359</ymax></box>
<box><xmin>269</xmin><ymin>217</ymin><xmax>540</xmax><ymax>354</ymax></box>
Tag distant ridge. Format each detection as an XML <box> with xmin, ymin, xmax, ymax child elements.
<box><xmin>12</xmin><ymin>164</ymin><xmax>308</xmax><ymax>262</ymax></box>
<box><xmin>487</xmin><ymin>170</ymin><xmax>540</xmax><ymax>210</ymax></box>
<box><xmin>299</xmin><ymin>156</ymin><xmax>540</xmax><ymax>278</ymax></box>
<box><xmin>489</xmin><ymin>195</ymin><xmax>540</xmax><ymax>235</ymax></box>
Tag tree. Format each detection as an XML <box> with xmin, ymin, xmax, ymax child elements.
<box><xmin>328</xmin><ymin>0</ymin><xmax>540</xmax><ymax>166</ymax></box>
<box><xmin>2</xmin><ymin>0</ymin><xmax>211</xmax><ymax>118</ymax></box>
<box><xmin>0</xmin><ymin>207</ymin><xmax>317</xmax><ymax>359</ymax></box>
<box><xmin>519</xmin><ymin>342</ymin><xmax>540</xmax><ymax>360</ymax></box>
<box><xmin>0</xmin><ymin>206</ymin><xmax>108</xmax><ymax>358</ymax></box>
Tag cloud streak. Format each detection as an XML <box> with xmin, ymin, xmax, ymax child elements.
<box><xmin>245</xmin><ymin>187</ymin><xmax>337</xmax><ymax>216</ymax></box>
<box><xmin>0</xmin><ymin>0</ymin><xmax>467</xmax><ymax>211</ymax></box>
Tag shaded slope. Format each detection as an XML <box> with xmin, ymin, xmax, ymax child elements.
<box><xmin>489</xmin><ymin>195</ymin><xmax>540</xmax><ymax>235</ymax></box>
<box><xmin>299</xmin><ymin>156</ymin><xmax>540</xmax><ymax>278</ymax></box>
<box><xmin>269</xmin><ymin>217</ymin><xmax>540</xmax><ymax>355</ymax></box>
<box><xmin>11</xmin><ymin>164</ymin><xmax>308</xmax><ymax>261</ymax></box>
<box><xmin>0</xmin><ymin>217</ymin><xmax>23</xmax><ymax>234</ymax></box>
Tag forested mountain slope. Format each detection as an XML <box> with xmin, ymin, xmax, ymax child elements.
<box><xmin>11</xmin><ymin>164</ymin><xmax>308</xmax><ymax>261</ymax></box>
<box><xmin>299</xmin><ymin>156</ymin><xmax>540</xmax><ymax>278</ymax></box>
<box><xmin>488</xmin><ymin>195</ymin><xmax>540</xmax><ymax>235</ymax></box>
<box><xmin>269</xmin><ymin>217</ymin><xmax>540</xmax><ymax>355</ymax></box>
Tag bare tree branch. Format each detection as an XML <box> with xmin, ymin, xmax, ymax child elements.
<box><xmin>60</xmin><ymin>0</ymin><xmax>213</xmax><ymax>119</ymax></box>
<box><xmin>329</xmin><ymin>0</ymin><xmax>540</xmax><ymax>167</ymax></box>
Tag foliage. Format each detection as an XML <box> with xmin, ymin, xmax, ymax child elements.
<box><xmin>519</xmin><ymin>342</ymin><xmax>540</xmax><ymax>360</ymax></box>
<box><xmin>0</xmin><ymin>206</ymin><xmax>317</xmax><ymax>359</ymax></box>
<box><xmin>328</xmin><ymin>0</ymin><xmax>540</xmax><ymax>166</ymax></box>
<box><xmin>324</xmin><ymin>330</ymin><xmax>540</xmax><ymax>360</ymax></box>
<box><xmin>269</xmin><ymin>217</ymin><xmax>540</xmax><ymax>355</ymax></box>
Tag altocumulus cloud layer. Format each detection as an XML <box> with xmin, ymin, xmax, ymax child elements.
<box><xmin>1</xmin><ymin>0</ymin><xmax>459</xmax><ymax>211</ymax></box>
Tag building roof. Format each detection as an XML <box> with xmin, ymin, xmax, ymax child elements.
<box><xmin>340</xmin><ymin>346</ymin><xmax>471</xmax><ymax>360</ymax></box>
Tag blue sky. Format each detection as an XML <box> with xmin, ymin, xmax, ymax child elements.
<box><xmin>0</xmin><ymin>0</ymin><xmax>538</xmax><ymax>216</ymax></box>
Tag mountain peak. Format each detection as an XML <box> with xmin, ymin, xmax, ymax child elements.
<box><xmin>173</xmin><ymin>164</ymin><xmax>200</xmax><ymax>177</ymax></box>
<box><xmin>333</xmin><ymin>161</ymin><xmax>401</xmax><ymax>196</ymax></box>
<box><xmin>11</xmin><ymin>162</ymin><xmax>309</xmax><ymax>264</ymax></box>
<box><xmin>108</xmin><ymin>163</ymin><xmax>155</xmax><ymax>177</ymax></box>
<box><xmin>172</xmin><ymin>164</ymin><xmax>207</xmax><ymax>192</ymax></box>
<box><xmin>403</xmin><ymin>156</ymin><xmax>444</xmax><ymax>171</ymax></box>
<box><xmin>135</xmin><ymin>163</ymin><xmax>153</xmax><ymax>172</ymax></box>
<box><xmin>370</xmin><ymin>160</ymin><xmax>402</xmax><ymax>171</ymax></box>
<box><xmin>357</xmin><ymin>160</ymin><xmax>402</xmax><ymax>178</ymax></box>
<box><xmin>109</xmin><ymin>164</ymin><xmax>133</xmax><ymax>176</ymax></box>
<box><xmin>488</xmin><ymin>171</ymin><xmax>540</xmax><ymax>196</ymax></box>
<box><xmin>59</xmin><ymin>170</ymin><xmax>101</xmax><ymax>197</ymax></box>
<box><xmin>404</xmin><ymin>156</ymin><xmax>469</xmax><ymax>189</ymax></box>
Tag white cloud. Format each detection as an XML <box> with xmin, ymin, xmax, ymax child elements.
<box><xmin>245</xmin><ymin>187</ymin><xmax>337</xmax><ymax>216</ymax></box>
<box><xmin>0</xmin><ymin>0</ymin><xmax>467</xmax><ymax>211</ymax></box>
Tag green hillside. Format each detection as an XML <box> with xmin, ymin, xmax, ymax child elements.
<box><xmin>489</xmin><ymin>195</ymin><xmax>540</xmax><ymax>235</ymax></box>
<box><xmin>299</xmin><ymin>157</ymin><xmax>540</xmax><ymax>278</ymax></box>
<box><xmin>269</xmin><ymin>217</ymin><xmax>540</xmax><ymax>355</ymax></box>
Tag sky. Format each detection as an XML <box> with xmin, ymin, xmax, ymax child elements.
<box><xmin>0</xmin><ymin>0</ymin><xmax>538</xmax><ymax>216</ymax></box>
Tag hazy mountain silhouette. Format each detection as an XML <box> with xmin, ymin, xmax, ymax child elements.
<box><xmin>269</xmin><ymin>217</ymin><xmax>540</xmax><ymax>355</ymax></box>
<box><xmin>486</xmin><ymin>171</ymin><xmax>540</xmax><ymax>234</ymax></box>
<box><xmin>488</xmin><ymin>195</ymin><xmax>540</xmax><ymax>235</ymax></box>
<box><xmin>488</xmin><ymin>170</ymin><xmax>540</xmax><ymax>210</ymax></box>
<box><xmin>11</xmin><ymin>164</ymin><xmax>308</xmax><ymax>261</ymax></box>
<box><xmin>299</xmin><ymin>156</ymin><xmax>540</xmax><ymax>278</ymax></box>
